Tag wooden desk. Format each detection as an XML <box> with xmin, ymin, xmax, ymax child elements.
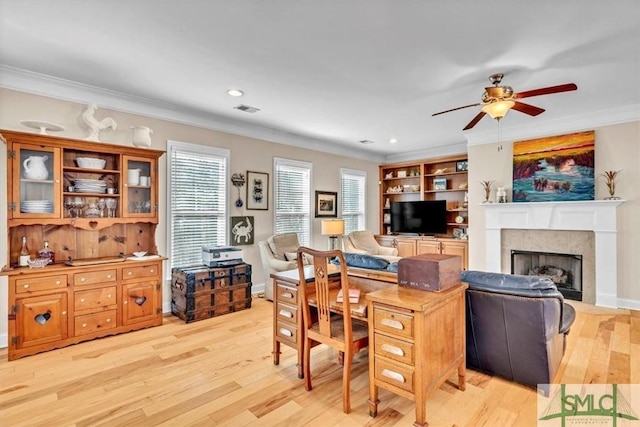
<box><xmin>366</xmin><ymin>283</ymin><xmax>467</xmax><ymax>427</ymax></box>
<box><xmin>270</xmin><ymin>265</ymin><xmax>395</xmax><ymax>378</ymax></box>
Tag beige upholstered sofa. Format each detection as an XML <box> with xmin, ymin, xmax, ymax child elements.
<box><xmin>258</xmin><ymin>232</ymin><xmax>302</xmax><ymax>301</ymax></box>
<box><xmin>342</xmin><ymin>230</ymin><xmax>401</xmax><ymax>263</ymax></box>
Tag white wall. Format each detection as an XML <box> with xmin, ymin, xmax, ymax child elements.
<box><xmin>467</xmin><ymin>121</ymin><xmax>640</xmax><ymax>308</ymax></box>
<box><xmin>0</xmin><ymin>88</ymin><xmax>381</xmax><ymax>346</ymax></box>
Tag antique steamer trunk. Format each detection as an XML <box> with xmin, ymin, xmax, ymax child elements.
<box><xmin>171</xmin><ymin>263</ymin><xmax>252</xmax><ymax>323</ymax></box>
<box><xmin>398</xmin><ymin>253</ymin><xmax>461</xmax><ymax>292</ymax></box>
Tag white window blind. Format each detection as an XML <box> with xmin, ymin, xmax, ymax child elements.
<box><xmin>340</xmin><ymin>168</ymin><xmax>366</xmax><ymax>234</ymax></box>
<box><xmin>274</xmin><ymin>158</ymin><xmax>311</xmax><ymax>246</ymax></box>
<box><xmin>168</xmin><ymin>141</ymin><xmax>229</xmax><ymax>270</ymax></box>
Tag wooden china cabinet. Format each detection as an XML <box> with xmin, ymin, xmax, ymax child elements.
<box><xmin>1</xmin><ymin>129</ymin><xmax>165</xmax><ymax>360</ymax></box>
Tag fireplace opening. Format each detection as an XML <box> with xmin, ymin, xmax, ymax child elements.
<box><xmin>511</xmin><ymin>250</ymin><xmax>583</xmax><ymax>301</ymax></box>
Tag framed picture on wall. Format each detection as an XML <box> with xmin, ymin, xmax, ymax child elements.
<box><xmin>246</xmin><ymin>171</ymin><xmax>269</xmax><ymax>210</ymax></box>
<box><xmin>315</xmin><ymin>191</ymin><xmax>337</xmax><ymax>217</ymax></box>
<box><xmin>230</xmin><ymin>216</ymin><xmax>254</xmax><ymax>245</ymax></box>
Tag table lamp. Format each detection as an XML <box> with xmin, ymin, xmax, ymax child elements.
<box><xmin>321</xmin><ymin>219</ymin><xmax>345</xmax><ymax>250</ymax></box>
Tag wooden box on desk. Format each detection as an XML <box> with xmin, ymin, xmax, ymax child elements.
<box><xmin>171</xmin><ymin>263</ymin><xmax>252</xmax><ymax>323</ymax></box>
<box><xmin>397</xmin><ymin>253</ymin><xmax>461</xmax><ymax>292</ymax></box>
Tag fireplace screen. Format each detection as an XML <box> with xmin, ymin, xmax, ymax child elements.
<box><xmin>511</xmin><ymin>250</ymin><xmax>583</xmax><ymax>301</ymax></box>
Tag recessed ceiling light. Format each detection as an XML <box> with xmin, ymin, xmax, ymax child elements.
<box><xmin>389</xmin><ymin>138</ymin><xmax>398</xmax><ymax>144</ymax></box>
<box><xmin>227</xmin><ymin>89</ymin><xmax>244</xmax><ymax>97</ymax></box>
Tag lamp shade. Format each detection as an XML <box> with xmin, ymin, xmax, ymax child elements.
<box><xmin>321</xmin><ymin>219</ymin><xmax>345</xmax><ymax>236</ymax></box>
<box><xmin>481</xmin><ymin>100</ymin><xmax>515</xmax><ymax>119</ymax></box>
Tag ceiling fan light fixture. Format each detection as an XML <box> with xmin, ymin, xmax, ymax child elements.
<box><xmin>481</xmin><ymin>100</ymin><xmax>515</xmax><ymax>120</ymax></box>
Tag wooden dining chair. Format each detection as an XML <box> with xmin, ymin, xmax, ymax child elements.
<box><xmin>296</xmin><ymin>246</ymin><xmax>369</xmax><ymax>414</ymax></box>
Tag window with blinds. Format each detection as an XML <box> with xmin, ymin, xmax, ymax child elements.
<box><xmin>340</xmin><ymin>168</ymin><xmax>366</xmax><ymax>234</ymax></box>
<box><xmin>274</xmin><ymin>158</ymin><xmax>311</xmax><ymax>246</ymax></box>
<box><xmin>167</xmin><ymin>141</ymin><xmax>229</xmax><ymax>270</ymax></box>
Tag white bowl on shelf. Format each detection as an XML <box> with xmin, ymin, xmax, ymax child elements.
<box><xmin>76</xmin><ymin>157</ymin><xmax>106</xmax><ymax>169</ymax></box>
<box><xmin>132</xmin><ymin>251</ymin><xmax>147</xmax><ymax>258</ymax></box>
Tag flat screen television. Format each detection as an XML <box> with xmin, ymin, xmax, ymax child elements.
<box><xmin>390</xmin><ymin>200</ymin><xmax>447</xmax><ymax>235</ymax></box>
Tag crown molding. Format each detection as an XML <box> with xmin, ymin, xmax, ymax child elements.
<box><xmin>464</xmin><ymin>104</ymin><xmax>640</xmax><ymax>146</ymax></box>
<box><xmin>383</xmin><ymin>141</ymin><xmax>468</xmax><ymax>164</ymax></box>
<box><xmin>0</xmin><ymin>65</ymin><xmax>386</xmax><ymax>163</ymax></box>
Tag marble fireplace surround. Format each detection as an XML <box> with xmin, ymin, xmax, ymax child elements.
<box><xmin>483</xmin><ymin>200</ymin><xmax>624</xmax><ymax>307</ymax></box>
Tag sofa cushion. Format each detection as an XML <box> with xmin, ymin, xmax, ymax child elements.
<box><xmin>386</xmin><ymin>262</ymin><xmax>399</xmax><ymax>273</ymax></box>
<box><xmin>338</xmin><ymin>252</ymin><xmax>390</xmax><ymax>270</ymax></box>
<box><xmin>349</xmin><ymin>231</ymin><xmax>380</xmax><ymax>255</ymax></box>
<box><xmin>268</xmin><ymin>233</ymin><xmax>300</xmax><ymax>261</ymax></box>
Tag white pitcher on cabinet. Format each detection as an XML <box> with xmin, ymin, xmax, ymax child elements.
<box><xmin>23</xmin><ymin>155</ymin><xmax>49</xmax><ymax>180</ymax></box>
<box><xmin>131</xmin><ymin>126</ymin><xmax>153</xmax><ymax>147</ymax></box>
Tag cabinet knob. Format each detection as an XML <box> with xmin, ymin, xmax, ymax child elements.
<box><xmin>107</xmin><ymin>294</ymin><xmax>112</xmax><ymax>298</ymax></box>
<box><xmin>23</xmin><ymin>284</ymin><xmax>29</xmax><ymax>289</ymax></box>
<box><xmin>82</xmin><ymin>323</ymin><xmax>87</xmax><ymax>328</ymax></box>
<box><xmin>123</xmin><ymin>300</ymin><xmax>128</xmax><ymax>304</ymax></box>
<box><xmin>107</xmin><ymin>274</ymin><xmax>112</xmax><ymax>279</ymax></box>
<box><xmin>150</xmin><ymin>269</ymin><xmax>154</xmax><ymax>273</ymax></box>
<box><xmin>106</xmin><ymin>318</ymin><xmax>111</xmax><ymax>323</ymax></box>
<box><xmin>128</xmin><ymin>272</ymin><xmax>132</xmax><ymax>276</ymax></box>
<box><xmin>62</xmin><ymin>311</ymin><xmax>67</xmax><ymax>315</ymax></box>
<box><xmin>80</xmin><ymin>298</ymin><xmax>85</xmax><ymax>303</ymax></box>
<box><xmin>80</xmin><ymin>277</ymin><xmax>86</xmax><ymax>282</ymax></box>
<box><xmin>55</xmin><ymin>280</ymin><xmax>61</xmax><ymax>285</ymax></box>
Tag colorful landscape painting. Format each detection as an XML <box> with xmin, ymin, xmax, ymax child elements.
<box><xmin>513</xmin><ymin>131</ymin><xmax>595</xmax><ymax>202</ymax></box>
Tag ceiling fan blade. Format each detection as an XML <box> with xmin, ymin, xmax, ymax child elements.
<box><xmin>511</xmin><ymin>101</ymin><xmax>545</xmax><ymax>116</ymax></box>
<box><xmin>432</xmin><ymin>103</ymin><xmax>481</xmax><ymax>116</ymax></box>
<box><xmin>463</xmin><ymin>111</ymin><xmax>486</xmax><ymax>130</ymax></box>
<box><xmin>515</xmin><ymin>83</ymin><xmax>577</xmax><ymax>99</ymax></box>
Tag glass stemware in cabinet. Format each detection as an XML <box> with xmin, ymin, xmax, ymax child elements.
<box><xmin>64</xmin><ymin>197</ymin><xmax>74</xmax><ymax>218</ymax></box>
<box><xmin>97</xmin><ymin>198</ymin><xmax>106</xmax><ymax>218</ymax></box>
<box><xmin>105</xmin><ymin>198</ymin><xmax>117</xmax><ymax>218</ymax></box>
<box><xmin>72</xmin><ymin>197</ymin><xmax>85</xmax><ymax>217</ymax></box>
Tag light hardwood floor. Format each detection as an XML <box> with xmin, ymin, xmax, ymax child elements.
<box><xmin>1</xmin><ymin>297</ymin><xmax>638</xmax><ymax>426</ymax></box>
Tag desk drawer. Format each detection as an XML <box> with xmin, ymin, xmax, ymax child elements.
<box><xmin>374</xmin><ymin>333</ymin><xmax>414</xmax><ymax>365</ymax></box>
<box><xmin>276</xmin><ymin>301</ymin><xmax>298</xmax><ymax>324</ymax></box>
<box><xmin>375</xmin><ymin>357</ymin><xmax>414</xmax><ymax>393</ymax></box>
<box><xmin>373</xmin><ymin>306</ymin><xmax>414</xmax><ymax>339</ymax></box>
<box><xmin>275</xmin><ymin>320</ymin><xmax>298</xmax><ymax>345</ymax></box>
<box><xmin>275</xmin><ymin>285</ymin><xmax>298</xmax><ymax>304</ymax></box>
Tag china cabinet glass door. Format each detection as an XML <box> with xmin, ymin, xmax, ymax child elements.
<box><xmin>13</xmin><ymin>143</ymin><xmax>61</xmax><ymax>219</ymax></box>
<box><xmin>123</xmin><ymin>155</ymin><xmax>156</xmax><ymax>218</ymax></box>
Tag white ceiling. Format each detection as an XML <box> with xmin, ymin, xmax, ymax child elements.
<box><xmin>1</xmin><ymin>1</ymin><xmax>639</xmax><ymax>162</ymax></box>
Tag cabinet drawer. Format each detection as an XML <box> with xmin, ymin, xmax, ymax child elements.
<box><xmin>374</xmin><ymin>333</ymin><xmax>414</xmax><ymax>365</ymax></box>
<box><xmin>375</xmin><ymin>357</ymin><xmax>415</xmax><ymax>393</ymax></box>
<box><xmin>74</xmin><ymin>310</ymin><xmax>117</xmax><ymax>336</ymax></box>
<box><xmin>275</xmin><ymin>320</ymin><xmax>298</xmax><ymax>345</ymax></box>
<box><xmin>373</xmin><ymin>306</ymin><xmax>414</xmax><ymax>339</ymax></box>
<box><xmin>74</xmin><ymin>269</ymin><xmax>117</xmax><ymax>286</ymax></box>
<box><xmin>75</xmin><ymin>286</ymin><xmax>117</xmax><ymax>311</ymax></box>
<box><xmin>275</xmin><ymin>285</ymin><xmax>298</xmax><ymax>304</ymax></box>
<box><xmin>123</xmin><ymin>264</ymin><xmax>159</xmax><ymax>280</ymax></box>
<box><xmin>15</xmin><ymin>274</ymin><xmax>67</xmax><ymax>294</ymax></box>
<box><xmin>275</xmin><ymin>301</ymin><xmax>298</xmax><ymax>324</ymax></box>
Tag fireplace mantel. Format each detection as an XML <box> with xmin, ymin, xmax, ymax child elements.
<box><xmin>483</xmin><ymin>200</ymin><xmax>624</xmax><ymax>307</ymax></box>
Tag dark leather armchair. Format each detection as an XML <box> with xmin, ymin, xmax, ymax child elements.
<box><xmin>461</xmin><ymin>270</ymin><xmax>576</xmax><ymax>394</ymax></box>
